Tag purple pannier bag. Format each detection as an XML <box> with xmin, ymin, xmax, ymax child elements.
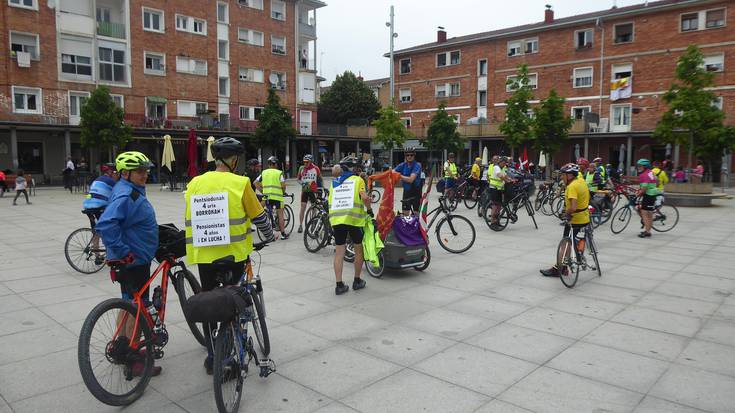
<box><xmin>391</xmin><ymin>215</ymin><xmax>426</xmax><ymax>246</ymax></box>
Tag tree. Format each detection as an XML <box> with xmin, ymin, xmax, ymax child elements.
<box><xmin>531</xmin><ymin>89</ymin><xmax>574</xmax><ymax>177</ymax></box>
<box><xmin>318</xmin><ymin>71</ymin><xmax>381</xmax><ymax>124</ymax></box>
<box><xmin>500</xmin><ymin>64</ymin><xmax>535</xmax><ymax>157</ymax></box>
<box><xmin>654</xmin><ymin>45</ymin><xmax>735</xmax><ymax>170</ymax></box>
<box><xmin>372</xmin><ymin>103</ymin><xmax>412</xmax><ymax>153</ymax></box>
<box><xmin>423</xmin><ymin>102</ymin><xmax>465</xmax><ymax>159</ymax></box>
<box><xmin>254</xmin><ymin>88</ymin><xmax>297</xmax><ymax>153</ymax></box>
<box><xmin>80</xmin><ymin>86</ymin><xmax>132</xmax><ymax>153</ymax></box>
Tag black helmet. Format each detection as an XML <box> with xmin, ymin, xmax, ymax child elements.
<box><xmin>211</xmin><ymin>137</ymin><xmax>244</xmax><ymax>159</ymax></box>
<box><xmin>267</xmin><ymin>156</ymin><xmax>278</xmax><ymax>164</ymax></box>
<box><xmin>247</xmin><ymin>158</ymin><xmax>259</xmax><ymax>166</ymax></box>
<box><xmin>339</xmin><ymin>156</ymin><xmax>359</xmax><ymax>169</ymax></box>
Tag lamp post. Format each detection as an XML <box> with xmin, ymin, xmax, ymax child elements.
<box><xmin>386</xmin><ymin>6</ymin><xmax>398</xmax><ymax>102</ymax></box>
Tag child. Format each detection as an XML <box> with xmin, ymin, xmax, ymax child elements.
<box><xmin>13</xmin><ymin>170</ymin><xmax>31</xmax><ymax>205</ymax></box>
<box><xmin>673</xmin><ymin>166</ymin><xmax>686</xmax><ymax>183</ymax></box>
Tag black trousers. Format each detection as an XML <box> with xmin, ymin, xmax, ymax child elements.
<box><xmin>13</xmin><ymin>190</ymin><xmax>29</xmax><ymax>204</ymax></box>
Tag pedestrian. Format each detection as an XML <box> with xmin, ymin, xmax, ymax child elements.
<box><xmin>674</xmin><ymin>166</ymin><xmax>686</xmax><ymax>183</ymax></box>
<box><xmin>12</xmin><ymin>170</ymin><xmax>31</xmax><ymax>205</ymax></box>
<box><xmin>691</xmin><ymin>161</ymin><xmax>704</xmax><ymax>183</ymax></box>
<box><xmin>0</xmin><ymin>169</ymin><xmax>7</xmax><ymax>197</ymax></box>
<box><xmin>63</xmin><ymin>156</ymin><xmax>75</xmax><ymax>193</ymax></box>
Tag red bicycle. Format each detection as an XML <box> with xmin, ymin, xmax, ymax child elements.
<box><xmin>77</xmin><ymin>224</ymin><xmax>204</xmax><ymax>406</ymax></box>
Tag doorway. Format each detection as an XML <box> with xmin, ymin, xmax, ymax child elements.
<box><xmin>18</xmin><ymin>141</ymin><xmax>43</xmax><ymax>174</ymax></box>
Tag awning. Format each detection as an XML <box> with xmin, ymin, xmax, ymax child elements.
<box><xmin>146</xmin><ymin>96</ymin><xmax>167</xmax><ymax>104</ymax></box>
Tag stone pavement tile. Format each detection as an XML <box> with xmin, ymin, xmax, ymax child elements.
<box><xmin>0</xmin><ymin>325</ymin><xmax>77</xmax><ymax>365</ymax></box>
<box><xmin>274</xmin><ymin>259</ymin><xmax>334</xmax><ymax>275</ymax></box>
<box><xmin>177</xmin><ymin>373</ymin><xmax>331</xmax><ymax>413</ymax></box>
<box><xmin>570</xmin><ymin>283</ymin><xmax>645</xmax><ymax>304</ymax></box>
<box><xmin>611</xmin><ymin>265</ymin><xmax>675</xmax><ymax>281</ymax></box>
<box><xmin>0</xmin><ymin>294</ymin><xmax>33</xmax><ymax>314</ymax></box>
<box><xmin>506</xmin><ymin>308</ymin><xmax>604</xmax><ymax>339</ymax></box>
<box><xmin>590</xmin><ymin>272</ymin><xmax>663</xmax><ymax>291</ymax></box>
<box><xmin>149</xmin><ymin>350</ymin><xmax>213</xmax><ymax>401</ymax></box>
<box><xmin>445</xmin><ymin>295</ymin><xmax>530</xmax><ymax>322</ymax></box>
<box><xmin>37</xmin><ymin>295</ymin><xmax>113</xmax><ymax>325</ymax></box>
<box><xmin>0</xmin><ymin>308</ymin><xmax>58</xmax><ymax>337</ymax></box>
<box><xmin>312</xmin><ymin>402</ymin><xmax>360</xmax><ymax>413</ymax></box>
<box><xmin>348</xmin><ymin>296</ymin><xmax>433</xmax><ymax>323</ymax></box>
<box><xmin>480</xmin><ymin>284</ymin><xmax>557</xmax><ymax>306</ymax></box>
<box><xmin>294</xmin><ymin>309</ymin><xmax>390</xmax><ymax>342</ymax></box>
<box><xmin>342</xmin><ymin>324</ymin><xmax>455</xmax><ymax>367</ymax></box>
<box><xmin>623</xmin><ymin>258</ymin><xmax>686</xmax><ymax>272</ymax></box>
<box><xmin>264</xmin><ymin>274</ymin><xmax>335</xmax><ymax>295</ymax></box>
<box><xmin>268</xmin><ymin>324</ymin><xmax>333</xmax><ymax>364</ymax></box>
<box><xmin>583</xmin><ymin>321</ymin><xmax>688</xmax><ymax>362</ymax></box>
<box><xmin>392</xmin><ymin>284</ymin><xmax>470</xmax><ymax>307</ymax></box>
<box><xmin>677</xmin><ymin>339</ymin><xmax>735</xmax><ymax>377</ymax></box>
<box><xmin>279</xmin><ymin>345</ymin><xmax>400</xmax><ymax>400</ymax></box>
<box><xmin>540</xmin><ymin>294</ymin><xmax>625</xmax><ymax>320</ymax></box>
<box><xmin>401</xmin><ymin>308</ymin><xmax>498</xmax><ymax>341</ymax></box>
<box><xmin>341</xmin><ymin>368</ymin><xmax>489</xmax><ymax>413</ymax></box>
<box><xmin>547</xmin><ymin>342</ymin><xmax>669</xmax><ymax>393</ymax></box>
<box><xmin>0</xmin><ymin>348</ymin><xmax>81</xmax><ymax>402</ymax></box>
<box><xmin>653</xmin><ymin>281</ymin><xmax>731</xmax><ymax>304</ymax></box>
<box><xmin>429</xmin><ymin>273</ymin><xmax>500</xmax><ymax>293</ymax></box>
<box><xmin>265</xmin><ymin>295</ymin><xmax>336</xmax><ymax>324</ymax></box>
<box><xmin>298</xmin><ymin>281</ymin><xmax>389</xmax><ymax>307</ymax></box>
<box><xmin>465</xmin><ymin>322</ymin><xmax>573</xmax><ymax>365</ymax></box>
<box><xmin>713</xmin><ymin>304</ymin><xmax>735</xmax><ymax>320</ymax></box>
<box><xmin>635</xmin><ymin>292</ymin><xmax>719</xmax><ymax>318</ymax></box>
<box><xmin>682</xmin><ymin>262</ymin><xmax>732</xmax><ymax>278</ymax></box>
<box><xmin>10</xmin><ymin>383</ymin><xmax>171</xmax><ymax>413</ymax></box>
<box><xmin>3</xmin><ymin>273</ymin><xmax>82</xmax><ymax>294</ymax></box>
<box><xmin>19</xmin><ymin>283</ymin><xmax>108</xmax><ymax>307</ymax></box>
<box><xmin>498</xmin><ymin>367</ymin><xmax>643</xmax><ymax>413</ymax></box>
<box><xmin>160</xmin><ymin>324</ymin><xmax>208</xmax><ymax>359</ymax></box>
<box><xmin>650</xmin><ymin>364</ymin><xmax>735</xmax><ymax>413</ymax></box>
<box><xmin>645</xmin><ymin>252</ymin><xmax>698</xmax><ymax>265</ymax></box>
<box><xmin>256</xmin><ymin>264</ymin><xmax>303</xmax><ymax>281</ymax></box>
<box><xmin>612</xmin><ymin>306</ymin><xmax>701</xmax><ymax>337</ymax></box>
<box><xmin>670</xmin><ymin>272</ymin><xmax>735</xmax><ymax>291</ymax></box>
<box><xmin>0</xmin><ymin>264</ymin><xmax>61</xmax><ymax>281</ymax></box>
<box><xmin>474</xmin><ymin>399</ymin><xmax>535</xmax><ymax>413</ymax></box>
<box><xmin>426</xmin><ymin>258</ymin><xmax>481</xmax><ymax>276</ymax></box>
<box><xmin>633</xmin><ymin>396</ymin><xmax>708</xmax><ymax>413</ymax></box>
<box><xmin>0</xmin><ymin>283</ymin><xmax>12</xmax><ymax>297</ymax></box>
<box><xmin>0</xmin><ymin>398</ymin><xmax>9</xmax><ymax>413</ymax></box>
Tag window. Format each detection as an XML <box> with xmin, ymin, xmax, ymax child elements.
<box><xmin>99</xmin><ymin>47</ymin><xmax>126</xmax><ymax>82</ymax></box>
<box><xmin>508</xmin><ymin>38</ymin><xmax>538</xmax><ymax>56</ymax></box>
<box><xmin>10</xmin><ymin>32</ymin><xmax>39</xmax><ymax>60</ymax></box>
<box><xmin>573</xmin><ymin>67</ymin><xmax>593</xmax><ymax>88</ymax></box>
<box><xmin>703</xmin><ymin>54</ymin><xmax>724</xmax><ymax>72</ymax></box>
<box><xmin>614</xmin><ymin>23</ymin><xmax>634</xmax><ymax>44</ymax></box>
<box><xmin>97</xmin><ymin>7</ymin><xmax>111</xmax><ymax>22</ymax></box>
<box><xmin>239</xmin><ymin>67</ymin><xmax>264</xmax><ymax>82</ymax></box>
<box><xmin>712</xmin><ymin>96</ymin><xmax>723</xmax><ymax>111</ymax></box>
<box><xmin>399</xmin><ymin>58</ymin><xmax>411</xmax><ymax>74</ymax></box>
<box><xmin>238</xmin><ymin>0</ymin><xmax>264</xmax><ymax>9</ymax></box>
<box><xmin>436</xmin><ymin>50</ymin><xmax>460</xmax><ymax>67</ymax></box>
<box><xmin>176</xmin><ymin>56</ymin><xmax>207</xmax><ymax>75</ymax></box>
<box><xmin>401</xmin><ymin>118</ymin><xmax>411</xmax><ymax>128</ymax></box>
<box><xmin>142</xmin><ymin>8</ymin><xmax>164</xmax><ymax>33</ymax></box>
<box><xmin>506</xmin><ymin>73</ymin><xmax>538</xmax><ymax>92</ymax></box>
<box><xmin>571</xmin><ymin>106</ymin><xmax>591</xmax><ymax>120</ymax></box>
<box><xmin>478</xmin><ymin>59</ymin><xmax>488</xmax><ymax>76</ymax></box>
<box><xmin>435</xmin><ymin>84</ymin><xmax>446</xmax><ymax>97</ymax></box>
<box><xmin>193</xmin><ymin>19</ymin><xmax>206</xmax><ymax>34</ymax></box>
<box><xmin>681</xmin><ymin>13</ymin><xmax>698</xmax><ymax>31</ymax></box>
<box><xmin>478</xmin><ymin>90</ymin><xmax>487</xmax><ymax>107</ymax></box>
<box><xmin>9</xmin><ymin>0</ymin><xmax>36</xmax><ymax>10</ymax></box>
<box><xmin>238</xmin><ymin>28</ymin><xmax>264</xmax><ymax>45</ymax></box>
<box><xmin>524</xmin><ymin>38</ymin><xmax>538</xmax><ymax>54</ymax></box>
<box><xmin>218</xmin><ymin>40</ymin><xmax>228</xmax><ymax>60</ymax></box>
<box><xmin>61</xmin><ymin>54</ymin><xmax>92</xmax><ymax>77</ymax></box>
<box><xmin>612</xmin><ymin>63</ymin><xmax>632</xmax><ymax>80</ymax></box>
<box><xmin>176</xmin><ymin>15</ymin><xmax>188</xmax><ymax>31</ymax></box>
<box><xmin>239</xmin><ymin>106</ymin><xmax>263</xmax><ymax>120</ymax></box>
<box><xmin>706</xmin><ymin>8</ymin><xmax>725</xmax><ymax>28</ymax></box>
<box><xmin>449</xmin><ymin>83</ymin><xmax>460</xmax><ymax>96</ymax></box>
<box><xmin>144</xmin><ymin>51</ymin><xmax>165</xmax><ymax>75</ymax></box>
<box><xmin>271</xmin><ymin>35</ymin><xmax>286</xmax><ymax>55</ymax></box>
<box><xmin>271</xmin><ymin>0</ymin><xmax>286</xmax><ymax>20</ymax></box>
<box><xmin>399</xmin><ymin>88</ymin><xmax>411</xmax><ymax>103</ymax></box>
<box><xmin>217</xmin><ymin>2</ymin><xmax>228</xmax><ymax>23</ymax></box>
<box><xmin>111</xmin><ymin>94</ymin><xmax>124</xmax><ymax>109</ymax></box>
<box><xmin>177</xmin><ymin>100</ymin><xmax>207</xmax><ymax>117</ymax></box>
<box><xmin>11</xmin><ymin>86</ymin><xmax>41</xmax><ymax>114</ymax></box>
<box><xmin>68</xmin><ymin>92</ymin><xmax>89</xmax><ymax>118</ymax></box>
<box><xmin>611</xmin><ymin>104</ymin><xmax>632</xmax><ymax>132</ymax></box>
<box><xmin>507</xmin><ymin>41</ymin><xmax>521</xmax><ymax>57</ymax></box>
<box><xmin>270</xmin><ymin>71</ymin><xmax>286</xmax><ymax>89</ymax></box>
<box><xmin>435</xmin><ymin>83</ymin><xmax>460</xmax><ymax>97</ymax></box>
<box><xmin>218</xmin><ymin>77</ymin><xmax>229</xmax><ymax>96</ymax></box>
<box><xmin>575</xmin><ymin>29</ymin><xmax>593</xmax><ymax>48</ymax></box>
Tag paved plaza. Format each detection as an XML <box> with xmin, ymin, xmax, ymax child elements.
<box><xmin>1</xmin><ymin>182</ymin><xmax>735</xmax><ymax>413</ymax></box>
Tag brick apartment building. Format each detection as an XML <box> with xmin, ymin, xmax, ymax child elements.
<box><xmin>389</xmin><ymin>0</ymin><xmax>734</xmax><ymax>176</ymax></box>
<box><xmin>0</xmin><ymin>0</ymin><xmax>325</xmax><ymax>181</ymax></box>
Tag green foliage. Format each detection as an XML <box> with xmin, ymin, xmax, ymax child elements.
<box><xmin>500</xmin><ymin>64</ymin><xmax>535</xmax><ymax>150</ymax></box>
<box><xmin>371</xmin><ymin>103</ymin><xmax>412</xmax><ymax>151</ymax></box>
<box><xmin>80</xmin><ymin>86</ymin><xmax>131</xmax><ymax>151</ymax></box>
<box><xmin>423</xmin><ymin>102</ymin><xmax>465</xmax><ymax>155</ymax></box>
<box><xmin>531</xmin><ymin>89</ymin><xmax>574</xmax><ymax>156</ymax></box>
<box><xmin>254</xmin><ymin>89</ymin><xmax>297</xmax><ymax>151</ymax></box>
<box><xmin>654</xmin><ymin>45</ymin><xmax>734</xmax><ymax>162</ymax></box>
<box><xmin>318</xmin><ymin>71</ymin><xmax>381</xmax><ymax>124</ymax></box>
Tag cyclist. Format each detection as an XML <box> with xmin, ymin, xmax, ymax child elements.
<box><xmin>256</xmin><ymin>156</ymin><xmax>288</xmax><ymax>240</ymax></box>
<box><xmin>487</xmin><ymin>156</ymin><xmax>514</xmax><ymax>228</ymax></box>
<box><xmin>540</xmin><ymin>163</ymin><xmax>590</xmax><ymax>277</ymax></box>
<box><xmin>652</xmin><ymin>160</ymin><xmax>669</xmax><ymax>193</ymax></box>
<box><xmin>297</xmin><ymin>154</ymin><xmax>322</xmax><ymax>233</ymax></box>
<box><xmin>395</xmin><ymin>148</ymin><xmax>422</xmax><ymax>215</ymax></box>
<box><xmin>469</xmin><ymin>157</ymin><xmax>482</xmax><ymax>191</ymax></box>
<box><xmin>329</xmin><ymin>156</ymin><xmax>372</xmax><ymax>295</ymax></box>
<box><xmin>82</xmin><ymin>163</ymin><xmax>118</xmax><ymax>228</ymax></box>
<box><xmin>95</xmin><ymin>151</ymin><xmax>160</xmax><ymax>377</ymax></box>
<box><xmin>245</xmin><ymin>158</ymin><xmax>260</xmax><ymax>191</ymax></box>
<box><xmin>636</xmin><ymin>158</ymin><xmax>658</xmax><ymax>238</ymax></box>
<box><xmin>184</xmin><ymin>137</ymin><xmax>275</xmax><ymax>375</ymax></box>
<box><xmin>443</xmin><ymin>152</ymin><xmax>459</xmax><ymax>197</ymax></box>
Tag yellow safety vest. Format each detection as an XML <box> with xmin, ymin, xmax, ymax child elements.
<box><xmin>328</xmin><ymin>175</ymin><xmax>366</xmax><ymax>227</ymax></box>
<box><xmin>184</xmin><ymin>172</ymin><xmax>253</xmax><ymax>264</ymax></box>
<box><xmin>585</xmin><ymin>171</ymin><xmax>596</xmax><ymax>191</ymax></box>
<box><xmin>489</xmin><ymin>164</ymin><xmax>504</xmax><ymax>189</ymax></box>
<box><xmin>444</xmin><ymin>162</ymin><xmax>457</xmax><ymax>178</ymax></box>
<box><xmin>261</xmin><ymin>168</ymin><xmax>284</xmax><ymax>202</ymax></box>
<box><xmin>486</xmin><ymin>163</ymin><xmax>494</xmax><ymax>178</ymax></box>
<box><xmin>652</xmin><ymin>167</ymin><xmax>669</xmax><ymax>191</ymax></box>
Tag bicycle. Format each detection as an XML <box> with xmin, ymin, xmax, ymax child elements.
<box><xmin>482</xmin><ymin>182</ymin><xmax>538</xmax><ymax>232</ymax></box>
<box><xmin>406</xmin><ymin>195</ymin><xmax>476</xmax><ymax>254</ymax></box>
<box><xmin>556</xmin><ymin>219</ymin><xmax>601</xmax><ymax>288</ymax></box>
<box><xmin>610</xmin><ymin>192</ymin><xmax>679</xmax><ymax>234</ymax></box>
<box><xmin>77</xmin><ymin>224</ymin><xmax>205</xmax><ymax>406</ymax></box>
<box><xmin>304</xmin><ymin>188</ymin><xmax>329</xmax><ymax>226</ymax></box>
<box><xmin>64</xmin><ymin>209</ymin><xmax>107</xmax><ymax>274</ymax></box>
<box><xmin>369</xmin><ymin>188</ymin><xmax>382</xmax><ymax>204</ymax></box>
<box><xmin>257</xmin><ymin>193</ymin><xmax>295</xmax><ymax>241</ymax></box>
<box><xmin>302</xmin><ymin>195</ymin><xmax>357</xmax><ymax>261</ymax></box>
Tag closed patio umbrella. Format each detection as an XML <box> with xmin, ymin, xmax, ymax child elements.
<box><xmin>618</xmin><ymin>144</ymin><xmax>626</xmax><ymax>172</ymax></box>
<box><xmin>187</xmin><ymin>129</ymin><xmax>198</xmax><ymax>178</ymax></box>
<box><xmin>482</xmin><ymin>147</ymin><xmax>488</xmax><ymax>166</ymax></box>
<box><xmin>538</xmin><ymin>150</ymin><xmax>546</xmax><ymax>168</ymax></box>
<box><xmin>206</xmin><ymin>136</ymin><xmax>215</xmax><ymax>162</ymax></box>
<box><xmin>161</xmin><ymin>134</ymin><xmax>175</xmax><ymax>172</ymax></box>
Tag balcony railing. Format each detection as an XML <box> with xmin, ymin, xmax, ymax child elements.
<box><xmin>299</xmin><ymin>21</ymin><xmax>316</xmax><ymax>38</ymax></box>
<box><xmin>97</xmin><ymin>21</ymin><xmax>126</xmax><ymax>39</ymax></box>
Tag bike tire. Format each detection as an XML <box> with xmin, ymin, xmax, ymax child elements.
<box><xmin>534</xmin><ymin>193</ymin><xmax>544</xmax><ymax>212</ymax></box>
<box><xmin>65</xmin><ymin>228</ymin><xmax>106</xmax><ymax>274</ymax></box>
<box><xmin>436</xmin><ymin>214</ymin><xmax>476</xmax><ymax>254</ymax></box>
<box><xmin>78</xmin><ymin>298</ymin><xmax>154</xmax><ymax>406</ymax></box>
<box><xmin>282</xmin><ymin>205</ymin><xmax>295</xmax><ymax>235</ymax></box>
<box><xmin>553</xmin><ymin>197</ymin><xmax>565</xmax><ymax>219</ymax></box>
<box><xmin>588</xmin><ymin>234</ymin><xmax>601</xmax><ymax>277</ymax></box>
<box><xmin>369</xmin><ymin>189</ymin><xmax>381</xmax><ymax>204</ymax></box>
<box><xmin>250</xmin><ymin>291</ymin><xmax>270</xmax><ymax>357</ymax></box>
<box><xmin>525</xmin><ymin>200</ymin><xmax>538</xmax><ymax>230</ymax></box>
<box><xmin>365</xmin><ymin>250</ymin><xmax>385</xmax><ymax>278</ymax></box>
<box><xmin>305</xmin><ymin>205</ymin><xmax>318</xmax><ymax>226</ymax></box>
<box><xmin>213</xmin><ymin>322</ymin><xmax>244</xmax><ymax>413</ymax></box>
<box><xmin>174</xmin><ymin>269</ymin><xmax>206</xmax><ymax>347</ymax></box>
<box><xmin>540</xmin><ymin>195</ymin><xmax>555</xmax><ymax>216</ymax></box>
<box><xmin>414</xmin><ymin>247</ymin><xmax>430</xmax><ymax>271</ymax></box>
<box><xmin>303</xmin><ymin>215</ymin><xmax>327</xmax><ymax>253</ymax></box>
<box><xmin>556</xmin><ymin>238</ymin><xmax>579</xmax><ymax>288</ymax></box>
<box><xmin>651</xmin><ymin>204</ymin><xmax>679</xmax><ymax>232</ymax></box>
<box><xmin>610</xmin><ymin>207</ymin><xmax>632</xmax><ymax>234</ymax></box>
<box><xmin>463</xmin><ymin>190</ymin><xmax>478</xmax><ymax>209</ymax></box>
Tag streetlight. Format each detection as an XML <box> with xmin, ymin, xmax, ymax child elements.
<box><xmin>386</xmin><ymin>6</ymin><xmax>398</xmax><ymax>102</ymax></box>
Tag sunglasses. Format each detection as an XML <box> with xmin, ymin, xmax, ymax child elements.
<box><xmin>405</xmin><ymin>153</ymin><xmax>415</xmax><ymax>157</ymax></box>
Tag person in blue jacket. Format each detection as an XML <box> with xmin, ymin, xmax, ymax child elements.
<box><xmin>95</xmin><ymin>151</ymin><xmax>160</xmax><ymax>376</ymax></box>
<box><xmin>82</xmin><ymin>163</ymin><xmax>118</xmax><ymax>226</ymax></box>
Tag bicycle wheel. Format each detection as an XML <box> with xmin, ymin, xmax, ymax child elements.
<box><xmin>652</xmin><ymin>204</ymin><xmax>679</xmax><ymax>232</ymax></box>
<box><xmin>250</xmin><ymin>291</ymin><xmax>270</xmax><ymax>357</ymax></box>
<box><xmin>303</xmin><ymin>216</ymin><xmax>327</xmax><ymax>253</ymax></box>
<box><xmin>553</xmin><ymin>197</ymin><xmax>565</xmax><ymax>218</ymax></box>
<box><xmin>534</xmin><ymin>193</ymin><xmax>544</xmax><ymax>212</ymax></box>
<box><xmin>173</xmin><ymin>269</ymin><xmax>206</xmax><ymax>347</ymax></box>
<box><xmin>414</xmin><ymin>247</ymin><xmax>430</xmax><ymax>271</ymax></box>
<box><xmin>78</xmin><ymin>298</ymin><xmax>154</xmax><ymax>406</ymax></box>
<box><xmin>436</xmin><ymin>214</ymin><xmax>475</xmax><ymax>253</ymax></box>
<box><xmin>369</xmin><ymin>189</ymin><xmax>381</xmax><ymax>204</ymax></box>
<box><xmin>65</xmin><ymin>228</ymin><xmax>106</xmax><ymax>274</ymax></box>
<box><xmin>213</xmin><ymin>322</ymin><xmax>244</xmax><ymax>413</ymax></box>
<box><xmin>305</xmin><ymin>205</ymin><xmax>318</xmax><ymax>226</ymax></box>
<box><xmin>610</xmin><ymin>207</ymin><xmax>632</xmax><ymax>234</ymax></box>
<box><xmin>556</xmin><ymin>238</ymin><xmax>579</xmax><ymax>288</ymax></box>
<box><xmin>463</xmin><ymin>188</ymin><xmax>478</xmax><ymax>209</ymax></box>
<box><xmin>365</xmin><ymin>250</ymin><xmax>384</xmax><ymax>278</ymax></box>
<box><xmin>281</xmin><ymin>205</ymin><xmax>294</xmax><ymax>235</ymax></box>
<box><xmin>540</xmin><ymin>195</ymin><xmax>555</xmax><ymax>216</ymax></box>
<box><xmin>588</xmin><ymin>234</ymin><xmax>601</xmax><ymax>277</ymax></box>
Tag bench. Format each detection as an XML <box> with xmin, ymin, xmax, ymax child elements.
<box><xmin>663</xmin><ymin>183</ymin><xmax>726</xmax><ymax>207</ymax></box>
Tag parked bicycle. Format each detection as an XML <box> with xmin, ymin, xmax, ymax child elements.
<box><xmin>556</xmin><ymin>220</ymin><xmax>601</xmax><ymax>288</ymax></box>
<box><xmin>482</xmin><ymin>182</ymin><xmax>538</xmax><ymax>231</ymax></box>
<box><xmin>407</xmin><ymin>195</ymin><xmax>476</xmax><ymax>254</ymax></box>
<box><xmin>610</xmin><ymin>192</ymin><xmax>679</xmax><ymax>234</ymax></box>
<box><xmin>64</xmin><ymin>209</ymin><xmax>107</xmax><ymax>274</ymax></box>
<box><xmin>256</xmin><ymin>193</ymin><xmax>295</xmax><ymax>241</ymax></box>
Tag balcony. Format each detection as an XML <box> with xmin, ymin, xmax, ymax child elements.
<box><xmin>299</xmin><ymin>20</ymin><xmax>316</xmax><ymax>39</ymax></box>
<box><xmin>97</xmin><ymin>21</ymin><xmax>126</xmax><ymax>39</ymax></box>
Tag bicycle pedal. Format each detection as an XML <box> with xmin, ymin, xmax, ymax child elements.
<box><xmin>153</xmin><ymin>349</ymin><xmax>164</xmax><ymax>359</ymax></box>
<box><xmin>258</xmin><ymin>359</ymin><xmax>276</xmax><ymax>377</ymax></box>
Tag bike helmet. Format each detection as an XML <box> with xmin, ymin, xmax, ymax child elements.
<box><xmin>498</xmin><ymin>156</ymin><xmax>509</xmax><ymax>163</ymax></box>
<box><xmin>560</xmin><ymin>163</ymin><xmax>580</xmax><ymax>175</ymax></box>
<box><xmin>100</xmin><ymin>163</ymin><xmax>116</xmax><ymax>174</ymax></box>
<box><xmin>576</xmin><ymin>157</ymin><xmax>589</xmax><ymax>168</ymax></box>
<box><xmin>592</xmin><ymin>157</ymin><xmax>603</xmax><ymax>164</ymax></box>
<box><xmin>338</xmin><ymin>156</ymin><xmax>359</xmax><ymax>169</ymax></box>
<box><xmin>247</xmin><ymin>158</ymin><xmax>260</xmax><ymax>166</ymax></box>
<box><xmin>211</xmin><ymin>137</ymin><xmax>244</xmax><ymax>159</ymax></box>
<box><xmin>303</xmin><ymin>154</ymin><xmax>313</xmax><ymax>162</ymax></box>
<box><xmin>636</xmin><ymin>158</ymin><xmax>651</xmax><ymax>168</ymax></box>
<box><xmin>448</xmin><ymin>152</ymin><xmax>456</xmax><ymax>158</ymax></box>
<box><xmin>116</xmin><ymin>151</ymin><xmax>151</xmax><ymax>172</ymax></box>
<box><xmin>267</xmin><ymin>156</ymin><xmax>278</xmax><ymax>165</ymax></box>
<box><xmin>405</xmin><ymin>147</ymin><xmax>416</xmax><ymax>155</ymax></box>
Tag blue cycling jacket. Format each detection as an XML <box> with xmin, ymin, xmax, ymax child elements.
<box><xmin>82</xmin><ymin>175</ymin><xmax>117</xmax><ymax>210</ymax></box>
<box><xmin>96</xmin><ymin>178</ymin><xmax>158</xmax><ymax>266</ymax></box>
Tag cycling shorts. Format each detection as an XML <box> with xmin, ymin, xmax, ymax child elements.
<box><xmin>266</xmin><ymin>199</ymin><xmax>283</xmax><ymax>209</ymax></box>
<box><xmin>563</xmin><ymin>223</ymin><xmax>588</xmax><ymax>241</ymax></box>
<box><xmin>301</xmin><ymin>192</ymin><xmax>317</xmax><ymax>204</ymax></box>
<box><xmin>402</xmin><ymin>186</ymin><xmax>421</xmax><ymax>212</ymax></box>
<box><xmin>488</xmin><ymin>188</ymin><xmax>503</xmax><ymax>204</ymax></box>
<box><xmin>333</xmin><ymin>225</ymin><xmax>364</xmax><ymax>246</ymax></box>
<box><xmin>118</xmin><ymin>264</ymin><xmax>151</xmax><ymax>302</ymax></box>
<box><xmin>640</xmin><ymin>194</ymin><xmax>657</xmax><ymax>211</ymax></box>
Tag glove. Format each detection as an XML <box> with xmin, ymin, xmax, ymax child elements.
<box><xmin>106</xmin><ymin>252</ymin><xmax>134</xmax><ymax>267</ymax></box>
